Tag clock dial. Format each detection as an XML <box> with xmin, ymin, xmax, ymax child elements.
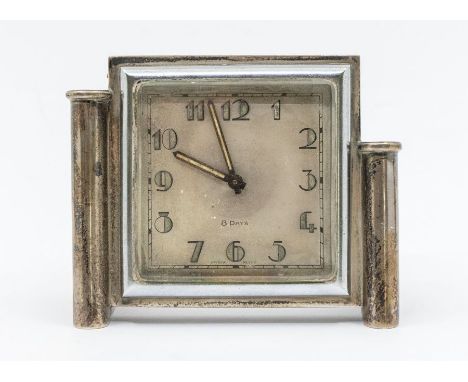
<box><xmin>132</xmin><ymin>84</ymin><xmax>337</xmax><ymax>283</ymax></box>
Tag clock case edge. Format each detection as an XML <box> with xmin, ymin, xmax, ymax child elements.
<box><xmin>107</xmin><ymin>56</ymin><xmax>363</xmax><ymax>309</ymax></box>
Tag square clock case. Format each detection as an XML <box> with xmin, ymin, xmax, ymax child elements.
<box><xmin>67</xmin><ymin>56</ymin><xmax>401</xmax><ymax>329</ymax></box>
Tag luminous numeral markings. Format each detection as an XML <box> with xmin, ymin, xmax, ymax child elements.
<box><xmin>186</xmin><ymin>100</ymin><xmax>204</xmax><ymax>121</ymax></box>
<box><xmin>154</xmin><ymin>170</ymin><xmax>173</xmax><ymax>191</ymax></box>
<box><xmin>221</xmin><ymin>99</ymin><xmax>250</xmax><ymax>121</ymax></box>
<box><xmin>188</xmin><ymin>241</ymin><xmax>204</xmax><ymax>263</ymax></box>
<box><xmin>271</xmin><ymin>100</ymin><xmax>280</xmax><ymax>120</ymax></box>
<box><xmin>269</xmin><ymin>241</ymin><xmax>286</xmax><ymax>262</ymax></box>
<box><xmin>154</xmin><ymin>212</ymin><xmax>173</xmax><ymax>233</ymax></box>
<box><xmin>299</xmin><ymin>211</ymin><xmax>316</xmax><ymax>233</ymax></box>
<box><xmin>153</xmin><ymin>128</ymin><xmax>178</xmax><ymax>151</ymax></box>
<box><xmin>226</xmin><ymin>241</ymin><xmax>245</xmax><ymax>262</ymax></box>
<box><xmin>299</xmin><ymin>170</ymin><xmax>317</xmax><ymax>191</ymax></box>
<box><xmin>299</xmin><ymin>128</ymin><xmax>317</xmax><ymax>149</ymax></box>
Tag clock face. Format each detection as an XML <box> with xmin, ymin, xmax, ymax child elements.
<box><xmin>129</xmin><ymin>77</ymin><xmax>341</xmax><ymax>284</ymax></box>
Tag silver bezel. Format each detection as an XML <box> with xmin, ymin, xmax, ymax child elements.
<box><xmin>120</xmin><ymin>64</ymin><xmax>351</xmax><ymax>298</ymax></box>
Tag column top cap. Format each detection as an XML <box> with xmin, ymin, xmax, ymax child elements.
<box><xmin>66</xmin><ymin>90</ymin><xmax>112</xmax><ymax>102</ymax></box>
<box><xmin>358</xmin><ymin>142</ymin><xmax>401</xmax><ymax>153</ymax></box>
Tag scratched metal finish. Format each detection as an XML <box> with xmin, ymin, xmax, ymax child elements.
<box><xmin>67</xmin><ymin>91</ymin><xmax>112</xmax><ymax>328</ymax></box>
<box><xmin>106</xmin><ymin>56</ymin><xmax>363</xmax><ymax>309</ymax></box>
<box><xmin>66</xmin><ymin>57</ymin><xmax>400</xmax><ymax>328</ymax></box>
<box><xmin>360</xmin><ymin>142</ymin><xmax>401</xmax><ymax>328</ymax></box>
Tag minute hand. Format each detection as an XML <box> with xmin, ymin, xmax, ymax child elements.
<box><xmin>207</xmin><ymin>100</ymin><xmax>235</xmax><ymax>173</ymax></box>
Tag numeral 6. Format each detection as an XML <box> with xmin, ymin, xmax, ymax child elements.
<box><xmin>226</xmin><ymin>241</ymin><xmax>245</xmax><ymax>262</ymax></box>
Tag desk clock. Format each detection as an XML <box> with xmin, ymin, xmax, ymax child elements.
<box><xmin>67</xmin><ymin>56</ymin><xmax>401</xmax><ymax>328</ymax></box>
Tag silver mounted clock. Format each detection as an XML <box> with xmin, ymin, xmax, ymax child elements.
<box><xmin>67</xmin><ymin>56</ymin><xmax>401</xmax><ymax>329</ymax></box>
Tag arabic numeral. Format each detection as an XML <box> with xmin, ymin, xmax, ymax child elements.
<box><xmin>221</xmin><ymin>100</ymin><xmax>231</xmax><ymax>120</ymax></box>
<box><xmin>299</xmin><ymin>128</ymin><xmax>317</xmax><ymax>149</ymax></box>
<box><xmin>152</xmin><ymin>129</ymin><xmax>178</xmax><ymax>150</ymax></box>
<box><xmin>186</xmin><ymin>100</ymin><xmax>204</xmax><ymax>121</ymax></box>
<box><xmin>300</xmin><ymin>212</ymin><xmax>317</xmax><ymax>233</ymax></box>
<box><xmin>154</xmin><ymin>170</ymin><xmax>173</xmax><ymax>191</ymax></box>
<box><xmin>299</xmin><ymin>170</ymin><xmax>317</xmax><ymax>191</ymax></box>
<box><xmin>271</xmin><ymin>100</ymin><xmax>280</xmax><ymax>120</ymax></box>
<box><xmin>188</xmin><ymin>241</ymin><xmax>204</xmax><ymax>263</ymax></box>
<box><xmin>269</xmin><ymin>241</ymin><xmax>286</xmax><ymax>262</ymax></box>
<box><xmin>226</xmin><ymin>241</ymin><xmax>245</xmax><ymax>262</ymax></box>
<box><xmin>154</xmin><ymin>212</ymin><xmax>173</xmax><ymax>233</ymax></box>
<box><xmin>232</xmin><ymin>99</ymin><xmax>250</xmax><ymax>120</ymax></box>
<box><xmin>221</xmin><ymin>99</ymin><xmax>250</xmax><ymax>121</ymax></box>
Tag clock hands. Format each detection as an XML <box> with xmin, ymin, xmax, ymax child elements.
<box><xmin>173</xmin><ymin>100</ymin><xmax>246</xmax><ymax>194</ymax></box>
<box><xmin>206</xmin><ymin>100</ymin><xmax>246</xmax><ymax>193</ymax></box>
<box><xmin>173</xmin><ymin>151</ymin><xmax>246</xmax><ymax>193</ymax></box>
<box><xmin>173</xmin><ymin>151</ymin><xmax>228</xmax><ymax>181</ymax></box>
<box><xmin>207</xmin><ymin>100</ymin><xmax>235</xmax><ymax>173</ymax></box>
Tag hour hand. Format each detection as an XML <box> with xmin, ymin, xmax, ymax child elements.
<box><xmin>173</xmin><ymin>151</ymin><xmax>227</xmax><ymax>181</ymax></box>
<box><xmin>173</xmin><ymin>151</ymin><xmax>246</xmax><ymax>194</ymax></box>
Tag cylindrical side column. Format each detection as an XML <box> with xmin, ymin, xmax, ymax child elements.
<box><xmin>359</xmin><ymin>142</ymin><xmax>401</xmax><ymax>329</ymax></box>
<box><xmin>66</xmin><ymin>90</ymin><xmax>112</xmax><ymax>328</ymax></box>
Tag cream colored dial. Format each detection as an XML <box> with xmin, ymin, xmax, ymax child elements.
<box><xmin>134</xmin><ymin>85</ymin><xmax>336</xmax><ymax>283</ymax></box>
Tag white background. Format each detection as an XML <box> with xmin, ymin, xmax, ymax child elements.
<box><xmin>0</xmin><ymin>21</ymin><xmax>467</xmax><ymax>360</ymax></box>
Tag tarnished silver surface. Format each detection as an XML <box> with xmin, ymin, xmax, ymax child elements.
<box><xmin>359</xmin><ymin>142</ymin><xmax>401</xmax><ymax>328</ymax></box>
<box><xmin>106</xmin><ymin>57</ymin><xmax>362</xmax><ymax>310</ymax></box>
<box><xmin>66</xmin><ymin>56</ymin><xmax>400</xmax><ymax>328</ymax></box>
<box><xmin>67</xmin><ymin>90</ymin><xmax>112</xmax><ymax>328</ymax></box>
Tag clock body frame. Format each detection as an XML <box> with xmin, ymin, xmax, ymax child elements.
<box><xmin>67</xmin><ymin>56</ymin><xmax>400</xmax><ymax>328</ymax></box>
